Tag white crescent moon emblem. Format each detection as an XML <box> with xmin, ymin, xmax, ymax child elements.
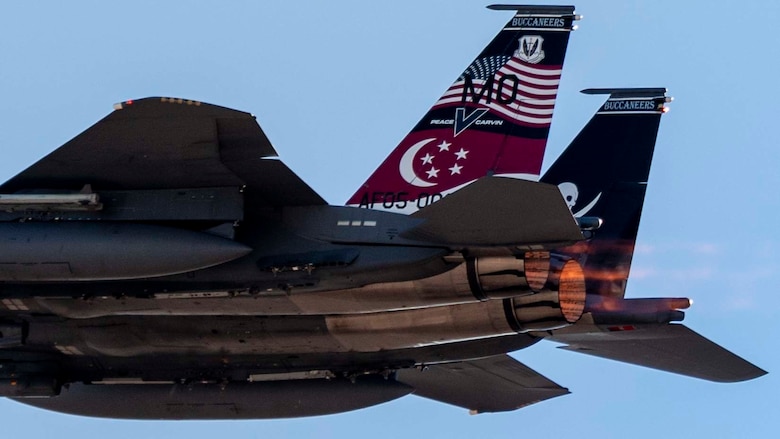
<box><xmin>399</xmin><ymin>138</ymin><xmax>438</xmax><ymax>187</ymax></box>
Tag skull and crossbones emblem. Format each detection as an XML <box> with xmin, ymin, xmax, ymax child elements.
<box><xmin>558</xmin><ymin>182</ymin><xmax>578</xmax><ymax>212</ymax></box>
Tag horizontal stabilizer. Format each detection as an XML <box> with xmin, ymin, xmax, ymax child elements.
<box><xmin>405</xmin><ymin>177</ymin><xmax>583</xmax><ymax>249</ymax></box>
<box><xmin>548</xmin><ymin>323</ymin><xmax>766</xmax><ymax>383</ymax></box>
<box><xmin>396</xmin><ymin>354</ymin><xmax>569</xmax><ymax>413</ymax></box>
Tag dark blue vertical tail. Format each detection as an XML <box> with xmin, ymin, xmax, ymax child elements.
<box><xmin>539</xmin><ymin>90</ymin><xmax>766</xmax><ymax>384</ymax></box>
<box><xmin>541</xmin><ymin>88</ymin><xmax>671</xmax><ymax>298</ymax></box>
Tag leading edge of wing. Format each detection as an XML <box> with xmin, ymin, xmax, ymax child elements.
<box><xmin>395</xmin><ymin>354</ymin><xmax>569</xmax><ymax>414</ymax></box>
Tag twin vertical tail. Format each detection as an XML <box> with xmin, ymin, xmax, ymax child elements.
<box><xmin>541</xmin><ymin>88</ymin><xmax>672</xmax><ymax>298</ymax></box>
<box><xmin>347</xmin><ymin>5</ymin><xmax>579</xmax><ymax>214</ymax></box>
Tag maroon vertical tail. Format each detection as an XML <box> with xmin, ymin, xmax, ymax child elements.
<box><xmin>347</xmin><ymin>5</ymin><xmax>579</xmax><ymax>213</ymax></box>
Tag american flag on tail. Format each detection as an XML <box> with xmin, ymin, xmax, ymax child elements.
<box><xmin>432</xmin><ymin>54</ymin><xmax>562</xmax><ymax>128</ymax></box>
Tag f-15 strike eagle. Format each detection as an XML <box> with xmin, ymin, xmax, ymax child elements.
<box><xmin>0</xmin><ymin>5</ymin><xmax>764</xmax><ymax>419</ymax></box>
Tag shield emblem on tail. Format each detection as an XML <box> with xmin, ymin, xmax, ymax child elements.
<box><xmin>515</xmin><ymin>35</ymin><xmax>545</xmax><ymax>64</ymax></box>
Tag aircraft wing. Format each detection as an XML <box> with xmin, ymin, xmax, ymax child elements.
<box><xmin>1</xmin><ymin>97</ymin><xmax>325</xmax><ymax>207</ymax></box>
<box><xmin>396</xmin><ymin>354</ymin><xmax>569</xmax><ymax>413</ymax></box>
<box><xmin>546</xmin><ymin>321</ymin><xmax>767</xmax><ymax>383</ymax></box>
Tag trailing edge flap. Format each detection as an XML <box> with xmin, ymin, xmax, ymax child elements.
<box><xmin>396</xmin><ymin>354</ymin><xmax>569</xmax><ymax>413</ymax></box>
<box><xmin>2</xmin><ymin>97</ymin><xmax>325</xmax><ymax>206</ymax></box>
<box><xmin>404</xmin><ymin>177</ymin><xmax>583</xmax><ymax>248</ymax></box>
<box><xmin>548</xmin><ymin>322</ymin><xmax>767</xmax><ymax>383</ymax></box>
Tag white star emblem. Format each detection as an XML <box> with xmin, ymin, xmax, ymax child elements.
<box><xmin>437</xmin><ymin>140</ymin><xmax>451</xmax><ymax>152</ymax></box>
<box><xmin>454</xmin><ymin>148</ymin><xmax>469</xmax><ymax>160</ymax></box>
<box><xmin>426</xmin><ymin>167</ymin><xmax>440</xmax><ymax>179</ymax></box>
<box><xmin>420</xmin><ymin>153</ymin><xmax>434</xmax><ymax>165</ymax></box>
<box><xmin>449</xmin><ymin>164</ymin><xmax>463</xmax><ymax>175</ymax></box>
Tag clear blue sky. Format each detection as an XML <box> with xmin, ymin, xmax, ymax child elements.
<box><xmin>1</xmin><ymin>1</ymin><xmax>777</xmax><ymax>437</ymax></box>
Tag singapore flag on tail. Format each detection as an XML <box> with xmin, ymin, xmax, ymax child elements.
<box><xmin>347</xmin><ymin>6</ymin><xmax>578</xmax><ymax>213</ymax></box>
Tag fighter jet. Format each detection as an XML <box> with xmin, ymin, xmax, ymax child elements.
<box><xmin>0</xmin><ymin>5</ymin><xmax>764</xmax><ymax>419</ymax></box>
